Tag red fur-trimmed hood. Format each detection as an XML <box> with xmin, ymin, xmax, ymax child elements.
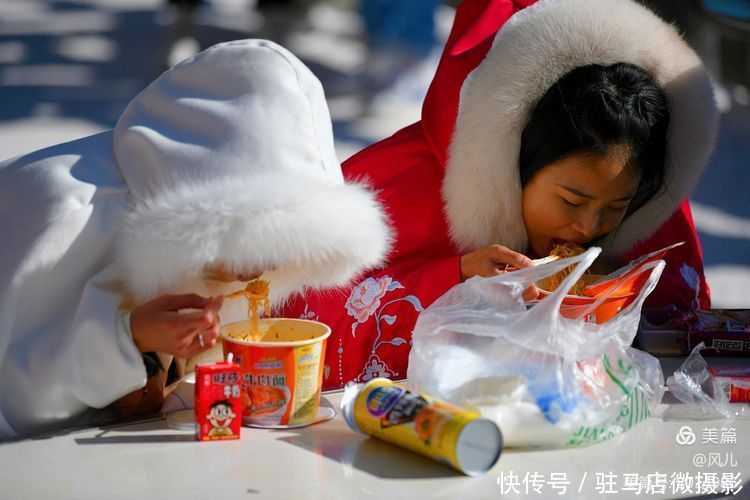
<box><xmin>435</xmin><ymin>0</ymin><xmax>718</xmax><ymax>257</ymax></box>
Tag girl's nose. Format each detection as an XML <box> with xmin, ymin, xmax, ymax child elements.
<box><xmin>573</xmin><ymin>211</ymin><xmax>602</xmax><ymax>239</ymax></box>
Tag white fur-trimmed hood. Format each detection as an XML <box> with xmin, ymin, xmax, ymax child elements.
<box><xmin>117</xmin><ymin>173</ymin><xmax>390</xmax><ymax>305</ymax></box>
<box><xmin>113</xmin><ymin>40</ymin><xmax>391</xmax><ymax>304</ymax></box>
<box><xmin>443</xmin><ymin>0</ymin><xmax>718</xmax><ymax>257</ymax></box>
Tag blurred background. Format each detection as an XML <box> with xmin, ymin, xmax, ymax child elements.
<box><xmin>0</xmin><ymin>0</ymin><xmax>748</xmax><ymax>307</ymax></box>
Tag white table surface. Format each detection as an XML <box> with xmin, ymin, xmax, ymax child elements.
<box><xmin>2</xmin><ymin>359</ymin><xmax>749</xmax><ymax>500</ymax></box>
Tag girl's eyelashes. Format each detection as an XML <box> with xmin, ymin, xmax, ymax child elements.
<box><xmin>608</xmin><ymin>203</ymin><xmax>629</xmax><ymax>212</ymax></box>
<box><xmin>561</xmin><ymin>198</ymin><xmax>582</xmax><ymax>207</ymax></box>
<box><xmin>560</xmin><ymin>197</ymin><xmax>630</xmax><ymax>212</ymax></box>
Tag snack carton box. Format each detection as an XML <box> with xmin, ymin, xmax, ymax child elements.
<box><xmin>637</xmin><ymin>308</ymin><xmax>750</xmax><ymax>357</ymax></box>
<box><xmin>689</xmin><ymin>310</ymin><xmax>750</xmax><ymax>356</ymax></box>
<box><xmin>195</xmin><ymin>361</ymin><xmax>242</xmax><ymax>441</ymax></box>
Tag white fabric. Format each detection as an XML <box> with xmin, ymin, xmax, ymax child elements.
<box><xmin>443</xmin><ymin>0</ymin><xmax>718</xmax><ymax>257</ymax></box>
<box><xmin>113</xmin><ymin>39</ymin><xmax>391</xmax><ymax>306</ymax></box>
<box><xmin>0</xmin><ymin>39</ymin><xmax>390</xmax><ymax>437</ymax></box>
<box><xmin>0</xmin><ymin>132</ymin><xmax>145</xmax><ymax>436</ymax></box>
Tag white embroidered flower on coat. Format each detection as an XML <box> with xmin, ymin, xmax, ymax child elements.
<box><xmin>299</xmin><ymin>303</ymin><xmax>319</xmax><ymax>322</ymax></box>
<box><xmin>345</xmin><ymin>275</ymin><xmax>421</xmax><ymax>341</ymax></box>
<box><xmin>345</xmin><ymin>276</ymin><xmax>393</xmax><ymax>324</ymax></box>
<box><xmin>358</xmin><ymin>354</ymin><xmax>397</xmax><ymax>382</ymax></box>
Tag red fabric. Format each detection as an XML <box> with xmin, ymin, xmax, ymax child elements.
<box><xmin>282</xmin><ymin>122</ymin><xmax>463</xmax><ymax>389</ymax></box>
<box><xmin>422</xmin><ymin>0</ymin><xmax>530</xmax><ymax>166</ymax></box>
<box><xmin>624</xmin><ymin>200</ymin><xmax>711</xmax><ymax>311</ymax></box>
<box><xmin>279</xmin><ymin>0</ymin><xmax>711</xmax><ymax>390</ymax></box>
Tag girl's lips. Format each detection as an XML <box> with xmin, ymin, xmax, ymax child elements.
<box><xmin>546</xmin><ymin>238</ymin><xmax>589</xmax><ymax>254</ymax></box>
<box><xmin>546</xmin><ymin>238</ymin><xmax>563</xmax><ymax>254</ymax></box>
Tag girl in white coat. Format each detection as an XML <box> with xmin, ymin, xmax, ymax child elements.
<box><xmin>0</xmin><ymin>40</ymin><xmax>391</xmax><ymax>438</ymax></box>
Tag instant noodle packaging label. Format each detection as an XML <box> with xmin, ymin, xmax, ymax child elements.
<box><xmin>195</xmin><ymin>359</ymin><xmax>242</xmax><ymax>441</ymax></box>
<box><xmin>341</xmin><ymin>378</ymin><xmax>503</xmax><ymax>475</ymax></box>
<box><xmin>238</xmin><ymin>342</ymin><xmax>322</xmax><ymax>426</ymax></box>
<box><xmin>222</xmin><ymin>318</ymin><xmax>331</xmax><ymax>427</ymax></box>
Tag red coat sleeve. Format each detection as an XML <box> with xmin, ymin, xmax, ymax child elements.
<box><xmin>624</xmin><ymin>200</ymin><xmax>710</xmax><ymax>311</ymax></box>
<box><xmin>279</xmin><ymin>255</ymin><xmax>461</xmax><ymax>390</ymax></box>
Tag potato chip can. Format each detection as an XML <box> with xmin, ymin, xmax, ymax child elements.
<box><xmin>195</xmin><ymin>361</ymin><xmax>242</xmax><ymax>441</ymax></box>
<box><xmin>341</xmin><ymin>378</ymin><xmax>503</xmax><ymax>475</ymax></box>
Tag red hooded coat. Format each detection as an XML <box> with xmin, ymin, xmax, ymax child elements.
<box><xmin>280</xmin><ymin>0</ymin><xmax>718</xmax><ymax>390</ymax></box>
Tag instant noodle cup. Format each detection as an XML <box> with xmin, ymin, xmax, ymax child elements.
<box><xmin>221</xmin><ymin>318</ymin><xmax>331</xmax><ymax>427</ymax></box>
<box><xmin>536</xmin><ymin>242</ymin><xmax>682</xmax><ymax>324</ymax></box>
<box><xmin>537</xmin><ymin>273</ymin><xmax>639</xmax><ymax>324</ymax></box>
<box><xmin>538</xmin><ymin>267</ymin><xmax>654</xmax><ymax>324</ymax></box>
<box><xmin>557</xmin><ymin>292</ymin><xmax>638</xmax><ymax>324</ymax></box>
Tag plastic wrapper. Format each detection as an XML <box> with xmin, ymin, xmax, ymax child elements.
<box><xmin>407</xmin><ymin>247</ymin><xmax>666</xmax><ymax>448</ymax></box>
<box><xmin>664</xmin><ymin>342</ymin><xmax>749</xmax><ymax>420</ymax></box>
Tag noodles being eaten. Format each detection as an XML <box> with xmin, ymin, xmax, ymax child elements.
<box><xmin>549</xmin><ymin>242</ymin><xmax>585</xmax><ymax>260</ymax></box>
<box><xmin>226</xmin><ymin>279</ymin><xmax>270</xmax><ymax>341</ymax></box>
<box><xmin>541</xmin><ymin>242</ymin><xmax>589</xmax><ymax>295</ymax></box>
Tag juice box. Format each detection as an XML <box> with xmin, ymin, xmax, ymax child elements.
<box><xmin>195</xmin><ymin>360</ymin><xmax>242</xmax><ymax>441</ymax></box>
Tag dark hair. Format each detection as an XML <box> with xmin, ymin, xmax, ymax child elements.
<box><xmin>519</xmin><ymin>63</ymin><xmax>670</xmax><ymax>215</ymax></box>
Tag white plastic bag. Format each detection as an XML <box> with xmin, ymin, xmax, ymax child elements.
<box><xmin>407</xmin><ymin>247</ymin><xmax>665</xmax><ymax>448</ymax></box>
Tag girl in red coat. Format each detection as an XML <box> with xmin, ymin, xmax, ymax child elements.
<box><xmin>280</xmin><ymin>0</ymin><xmax>719</xmax><ymax>390</ymax></box>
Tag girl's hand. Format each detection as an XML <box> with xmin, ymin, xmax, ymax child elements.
<box><xmin>460</xmin><ymin>244</ymin><xmax>540</xmax><ymax>300</ymax></box>
<box><xmin>130</xmin><ymin>294</ymin><xmax>224</xmax><ymax>358</ymax></box>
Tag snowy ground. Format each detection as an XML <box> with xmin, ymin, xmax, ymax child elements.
<box><xmin>1</xmin><ymin>0</ymin><xmax>748</xmax><ymax>307</ymax></box>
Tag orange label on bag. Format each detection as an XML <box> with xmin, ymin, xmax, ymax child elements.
<box><xmin>710</xmin><ymin>367</ymin><xmax>750</xmax><ymax>403</ymax></box>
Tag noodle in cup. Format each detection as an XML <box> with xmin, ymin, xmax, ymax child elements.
<box><xmin>221</xmin><ymin>318</ymin><xmax>331</xmax><ymax>427</ymax></box>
